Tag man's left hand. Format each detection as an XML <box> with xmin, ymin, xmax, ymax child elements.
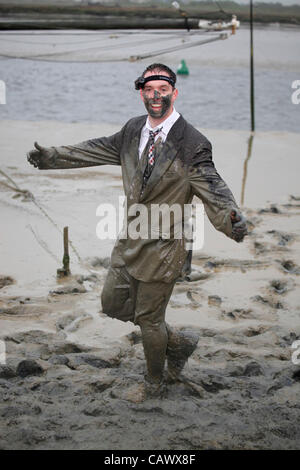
<box><xmin>230</xmin><ymin>210</ymin><xmax>248</xmax><ymax>243</ymax></box>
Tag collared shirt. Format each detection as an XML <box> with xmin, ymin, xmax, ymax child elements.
<box><xmin>138</xmin><ymin>107</ymin><xmax>180</xmax><ymax>159</ymax></box>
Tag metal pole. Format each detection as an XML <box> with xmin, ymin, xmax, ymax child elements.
<box><xmin>250</xmin><ymin>0</ymin><xmax>255</xmax><ymax>132</ymax></box>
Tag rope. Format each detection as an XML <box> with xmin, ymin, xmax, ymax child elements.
<box><xmin>0</xmin><ymin>30</ymin><xmax>208</xmax><ymax>36</ymax></box>
<box><xmin>0</xmin><ymin>32</ymin><xmax>228</xmax><ymax>63</ymax></box>
<box><xmin>0</xmin><ymin>168</ymin><xmax>82</xmax><ymax>262</ymax></box>
<box><xmin>27</xmin><ymin>224</ymin><xmax>61</xmax><ymax>263</ymax></box>
<box><xmin>0</xmin><ymin>52</ymin><xmax>128</xmax><ymax>63</ymax></box>
<box><xmin>0</xmin><ymin>32</ymin><xmax>183</xmax><ymax>51</ymax></box>
<box><xmin>213</xmin><ymin>0</ymin><xmax>234</xmax><ymax>19</ymax></box>
<box><xmin>130</xmin><ymin>33</ymin><xmax>228</xmax><ymax>61</ymax></box>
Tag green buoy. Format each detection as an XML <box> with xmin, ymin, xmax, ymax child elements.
<box><xmin>177</xmin><ymin>59</ymin><xmax>189</xmax><ymax>75</ymax></box>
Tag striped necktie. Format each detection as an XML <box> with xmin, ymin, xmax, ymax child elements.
<box><xmin>148</xmin><ymin>127</ymin><xmax>162</xmax><ymax>166</ymax></box>
<box><xmin>141</xmin><ymin>127</ymin><xmax>162</xmax><ymax>193</ymax></box>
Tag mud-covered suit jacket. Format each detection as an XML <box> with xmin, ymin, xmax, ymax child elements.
<box><xmin>36</xmin><ymin>114</ymin><xmax>239</xmax><ymax>283</ymax></box>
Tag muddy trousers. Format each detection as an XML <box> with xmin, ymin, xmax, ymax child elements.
<box><xmin>101</xmin><ymin>266</ymin><xmax>176</xmax><ymax>383</ymax></box>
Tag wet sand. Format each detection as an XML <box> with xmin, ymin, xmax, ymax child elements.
<box><xmin>0</xmin><ymin>120</ymin><xmax>300</xmax><ymax>449</ymax></box>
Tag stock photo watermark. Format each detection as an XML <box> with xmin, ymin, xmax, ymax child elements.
<box><xmin>0</xmin><ymin>340</ymin><xmax>6</xmax><ymax>365</ymax></box>
<box><xmin>0</xmin><ymin>80</ymin><xmax>6</xmax><ymax>104</ymax></box>
<box><xmin>96</xmin><ymin>196</ymin><xmax>204</xmax><ymax>250</ymax></box>
<box><xmin>291</xmin><ymin>80</ymin><xmax>300</xmax><ymax>105</ymax></box>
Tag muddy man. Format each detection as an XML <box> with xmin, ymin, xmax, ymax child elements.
<box><xmin>27</xmin><ymin>63</ymin><xmax>248</xmax><ymax>398</ymax></box>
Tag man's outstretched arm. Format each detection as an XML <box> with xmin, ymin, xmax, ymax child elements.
<box><xmin>188</xmin><ymin>140</ymin><xmax>248</xmax><ymax>243</ymax></box>
<box><xmin>27</xmin><ymin>129</ymin><xmax>124</xmax><ymax>170</ymax></box>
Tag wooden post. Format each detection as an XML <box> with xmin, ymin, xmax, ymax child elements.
<box><xmin>57</xmin><ymin>226</ymin><xmax>71</xmax><ymax>278</ymax></box>
<box><xmin>63</xmin><ymin>227</ymin><xmax>70</xmax><ymax>272</ymax></box>
<box><xmin>241</xmin><ymin>132</ymin><xmax>255</xmax><ymax>206</ymax></box>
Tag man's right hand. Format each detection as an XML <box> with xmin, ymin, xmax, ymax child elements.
<box><xmin>27</xmin><ymin>141</ymin><xmax>55</xmax><ymax>169</ymax></box>
<box><xmin>230</xmin><ymin>209</ymin><xmax>248</xmax><ymax>243</ymax></box>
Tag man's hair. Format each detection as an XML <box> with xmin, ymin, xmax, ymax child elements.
<box><xmin>141</xmin><ymin>63</ymin><xmax>177</xmax><ymax>88</ymax></box>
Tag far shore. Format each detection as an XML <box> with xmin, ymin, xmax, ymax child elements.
<box><xmin>0</xmin><ymin>2</ymin><xmax>300</xmax><ymax>30</ymax></box>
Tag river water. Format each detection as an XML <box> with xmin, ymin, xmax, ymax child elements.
<box><xmin>0</xmin><ymin>24</ymin><xmax>299</xmax><ymax>132</ymax></box>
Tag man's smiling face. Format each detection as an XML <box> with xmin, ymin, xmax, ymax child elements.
<box><xmin>140</xmin><ymin>70</ymin><xmax>178</xmax><ymax>123</ymax></box>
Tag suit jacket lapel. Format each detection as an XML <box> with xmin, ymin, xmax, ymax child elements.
<box><xmin>126</xmin><ymin>116</ymin><xmax>147</xmax><ymax>205</ymax></box>
<box><xmin>140</xmin><ymin>115</ymin><xmax>185</xmax><ymax>202</ymax></box>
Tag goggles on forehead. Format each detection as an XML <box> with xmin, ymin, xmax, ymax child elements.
<box><xmin>134</xmin><ymin>74</ymin><xmax>175</xmax><ymax>90</ymax></box>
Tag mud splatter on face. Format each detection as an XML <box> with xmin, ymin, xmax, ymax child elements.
<box><xmin>142</xmin><ymin>90</ymin><xmax>173</xmax><ymax>119</ymax></box>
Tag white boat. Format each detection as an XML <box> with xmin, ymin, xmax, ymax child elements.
<box><xmin>198</xmin><ymin>15</ymin><xmax>240</xmax><ymax>32</ymax></box>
